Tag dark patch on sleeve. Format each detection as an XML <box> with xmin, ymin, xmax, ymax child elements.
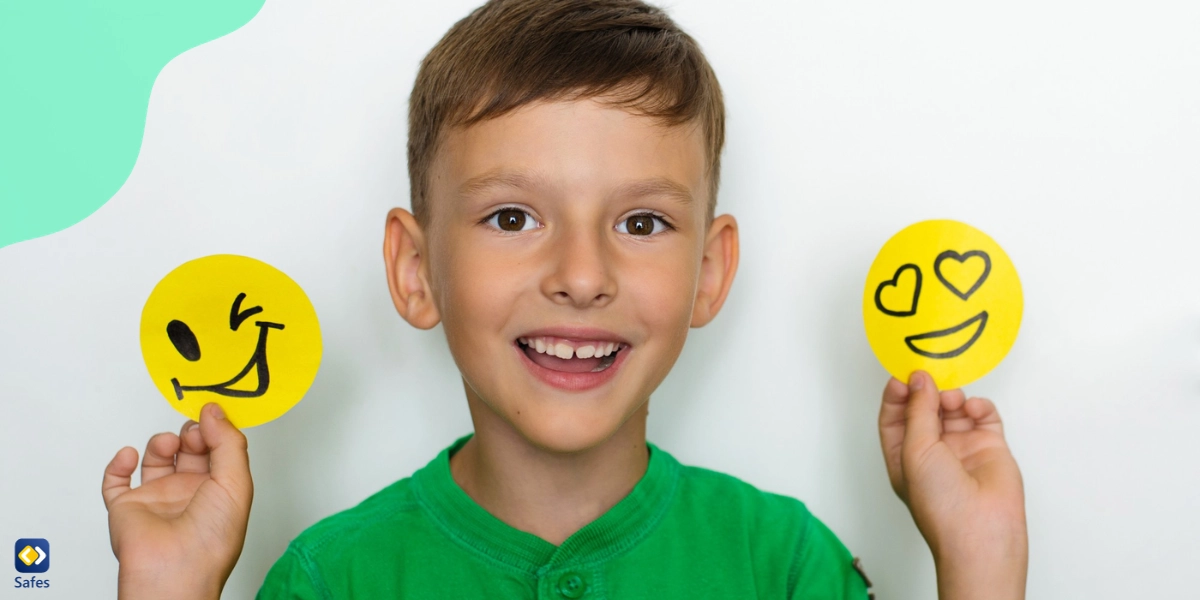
<box><xmin>852</xmin><ymin>556</ymin><xmax>875</xmax><ymax>599</ymax></box>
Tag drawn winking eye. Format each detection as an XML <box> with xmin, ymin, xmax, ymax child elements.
<box><xmin>230</xmin><ymin>292</ymin><xmax>262</xmax><ymax>330</ymax></box>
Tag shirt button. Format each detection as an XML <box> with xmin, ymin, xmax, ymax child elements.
<box><xmin>556</xmin><ymin>572</ymin><xmax>588</xmax><ymax>598</ymax></box>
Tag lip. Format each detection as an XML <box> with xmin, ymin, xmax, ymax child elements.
<box><xmin>515</xmin><ymin>326</ymin><xmax>631</xmax><ymax>345</ymax></box>
<box><xmin>513</xmin><ymin>327</ymin><xmax>632</xmax><ymax>392</ymax></box>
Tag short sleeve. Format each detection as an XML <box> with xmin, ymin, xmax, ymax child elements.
<box><xmin>256</xmin><ymin>545</ymin><xmax>328</xmax><ymax>600</ymax></box>
<box><xmin>788</xmin><ymin>515</ymin><xmax>873</xmax><ymax>600</ymax></box>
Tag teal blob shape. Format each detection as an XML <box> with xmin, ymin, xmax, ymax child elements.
<box><xmin>0</xmin><ymin>0</ymin><xmax>266</xmax><ymax>250</ymax></box>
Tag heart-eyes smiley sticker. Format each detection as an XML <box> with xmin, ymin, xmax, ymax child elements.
<box><xmin>862</xmin><ymin>220</ymin><xmax>1022</xmax><ymax>389</ymax></box>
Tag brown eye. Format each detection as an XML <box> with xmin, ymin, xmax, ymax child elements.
<box><xmin>495</xmin><ymin>209</ymin><xmax>528</xmax><ymax>231</ymax></box>
<box><xmin>624</xmin><ymin>214</ymin><xmax>656</xmax><ymax>236</ymax></box>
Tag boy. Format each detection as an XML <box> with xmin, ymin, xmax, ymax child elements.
<box><xmin>102</xmin><ymin>0</ymin><xmax>1028</xmax><ymax>597</ymax></box>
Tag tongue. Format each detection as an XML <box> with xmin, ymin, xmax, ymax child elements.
<box><xmin>524</xmin><ymin>344</ymin><xmax>605</xmax><ymax>373</ymax></box>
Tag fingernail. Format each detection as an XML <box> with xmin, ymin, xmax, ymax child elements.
<box><xmin>208</xmin><ymin>403</ymin><xmax>226</xmax><ymax>420</ymax></box>
<box><xmin>185</xmin><ymin>422</ymin><xmax>199</xmax><ymax>433</ymax></box>
<box><xmin>909</xmin><ymin>372</ymin><xmax>925</xmax><ymax>391</ymax></box>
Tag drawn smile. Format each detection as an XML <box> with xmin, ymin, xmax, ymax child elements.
<box><xmin>904</xmin><ymin>311</ymin><xmax>988</xmax><ymax>359</ymax></box>
<box><xmin>171</xmin><ymin>320</ymin><xmax>284</xmax><ymax>399</ymax></box>
<box><xmin>167</xmin><ymin>292</ymin><xmax>286</xmax><ymax>400</ymax></box>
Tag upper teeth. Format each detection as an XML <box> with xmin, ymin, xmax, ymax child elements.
<box><xmin>519</xmin><ymin>336</ymin><xmax>623</xmax><ymax>359</ymax></box>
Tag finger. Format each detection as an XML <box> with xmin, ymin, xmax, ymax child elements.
<box><xmin>175</xmin><ymin>420</ymin><xmax>209</xmax><ymax>474</ymax></box>
<box><xmin>940</xmin><ymin>388</ymin><xmax>966</xmax><ymax>412</ymax></box>
<box><xmin>902</xmin><ymin>371</ymin><xmax>943</xmax><ymax>457</ymax></box>
<box><xmin>878</xmin><ymin>377</ymin><xmax>910</xmax><ymax>492</ymax></box>
<box><xmin>941</xmin><ymin>413</ymin><xmax>978</xmax><ymax>433</ymax></box>
<box><xmin>879</xmin><ymin>376</ymin><xmax>910</xmax><ymax>427</ymax></box>
<box><xmin>198</xmin><ymin>403</ymin><xmax>253</xmax><ymax>503</ymax></box>
<box><xmin>940</xmin><ymin>389</ymin><xmax>973</xmax><ymax>433</ymax></box>
<box><xmin>964</xmin><ymin>397</ymin><xmax>1005</xmax><ymax>435</ymax></box>
<box><xmin>140</xmin><ymin>432</ymin><xmax>180</xmax><ymax>485</ymax></box>
<box><xmin>102</xmin><ymin>447</ymin><xmax>138</xmax><ymax>509</ymax></box>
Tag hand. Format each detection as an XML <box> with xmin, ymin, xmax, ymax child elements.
<box><xmin>102</xmin><ymin>403</ymin><xmax>253</xmax><ymax>600</ymax></box>
<box><xmin>878</xmin><ymin>371</ymin><xmax>1028</xmax><ymax>600</ymax></box>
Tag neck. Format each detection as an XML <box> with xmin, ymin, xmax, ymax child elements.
<box><xmin>450</xmin><ymin>381</ymin><xmax>650</xmax><ymax>546</ymax></box>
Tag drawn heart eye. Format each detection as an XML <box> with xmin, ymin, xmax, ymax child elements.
<box><xmin>874</xmin><ymin>263</ymin><xmax>922</xmax><ymax>317</ymax></box>
<box><xmin>166</xmin><ymin>319</ymin><xmax>201</xmax><ymax>361</ymax></box>
<box><xmin>934</xmin><ymin>250</ymin><xmax>991</xmax><ymax>300</ymax></box>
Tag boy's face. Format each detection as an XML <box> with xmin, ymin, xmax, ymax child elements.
<box><xmin>386</xmin><ymin>98</ymin><xmax>737</xmax><ymax>453</ymax></box>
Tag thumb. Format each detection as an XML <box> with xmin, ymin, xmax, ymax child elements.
<box><xmin>902</xmin><ymin>371</ymin><xmax>943</xmax><ymax>458</ymax></box>
<box><xmin>197</xmin><ymin>403</ymin><xmax>252</xmax><ymax>500</ymax></box>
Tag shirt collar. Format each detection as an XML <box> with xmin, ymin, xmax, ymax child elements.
<box><xmin>412</xmin><ymin>432</ymin><xmax>680</xmax><ymax>574</ymax></box>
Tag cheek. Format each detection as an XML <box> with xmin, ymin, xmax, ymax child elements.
<box><xmin>435</xmin><ymin>241</ymin><xmax>527</xmax><ymax>341</ymax></box>
<box><xmin>624</xmin><ymin>247</ymin><xmax>700</xmax><ymax>340</ymax></box>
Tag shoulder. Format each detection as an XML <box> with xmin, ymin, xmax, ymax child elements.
<box><xmin>258</xmin><ymin>476</ymin><xmax>423</xmax><ymax>597</ymax></box>
<box><xmin>661</xmin><ymin>452</ymin><xmax>871</xmax><ymax>598</ymax></box>
<box><xmin>670</xmin><ymin>457</ymin><xmax>816</xmax><ymax>534</ymax></box>
<box><xmin>288</xmin><ymin>475</ymin><xmax>422</xmax><ymax>559</ymax></box>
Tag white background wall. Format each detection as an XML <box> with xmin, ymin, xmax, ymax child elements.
<box><xmin>3</xmin><ymin>0</ymin><xmax>1198</xmax><ymax>597</ymax></box>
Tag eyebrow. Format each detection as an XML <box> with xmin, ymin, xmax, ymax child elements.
<box><xmin>615</xmin><ymin>177</ymin><xmax>694</xmax><ymax>206</ymax></box>
<box><xmin>459</xmin><ymin>170</ymin><xmax>546</xmax><ymax>199</ymax></box>
<box><xmin>459</xmin><ymin>170</ymin><xmax>694</xmax><ymax>206</ymax></box>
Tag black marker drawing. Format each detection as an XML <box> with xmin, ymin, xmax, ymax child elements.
<box><xmin>167</xmin><ymin>293</ymin><xmax>285</xmax><ymax>400</ymax></box>
<box><xmin>904</xmin><ymin>311</ymin><xmax>988</xmax><ymax>359</ymax></box>
<box><xmin>167</xmin><ymin>320</ymin><xmax>201</xmax><ymax>361</ymax></box>
<box><xmin>229</xmin><ymin>292</ymin><xmax>263</xmax><ymax>330</ymax></box>
<box><xmin>934</xmin><ymin>250</ymin><xmax>991</xmax><ymax>301</ymax></box>
<box><xmin>874</xmin><ymin>264</ymin><xmax>922</xmax><ymax>317</ymax></box>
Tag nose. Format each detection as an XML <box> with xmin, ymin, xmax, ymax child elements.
<box><xmin>540</xmin><ymin>224</ymin><xmax>616</xmax><ymax>308</ymax></box>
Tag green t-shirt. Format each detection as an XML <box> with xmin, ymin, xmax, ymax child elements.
<box><xmin>257</xmin><ymin>434</ymin><xmax>872</xmax><ymax>599</ymax></box>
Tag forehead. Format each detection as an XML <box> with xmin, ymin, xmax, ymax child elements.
<box><xmin>428</xmin><ymin>98</ymin><xmax>707</xmax><ymax>211</ymax></box>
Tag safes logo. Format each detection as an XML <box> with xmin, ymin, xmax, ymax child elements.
<box><xmin>14</xmin><ymin>540</ymin><xmax>48</xmax><ymax>574</ymax></box>
<box><xmin>14</xmin><ymin>539</ymin><xmax>50</xmax><ymax>590</ymax></box>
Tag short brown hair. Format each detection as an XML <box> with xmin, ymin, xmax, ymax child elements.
<box><xmin>408</xmin><ymin>0</ymin><xmax>725</xmax><ymax>224</ymax></box>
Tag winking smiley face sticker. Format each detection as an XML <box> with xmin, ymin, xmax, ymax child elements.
<box><xmin>862</xmin><ymin>220</ymin><xmax>1022</xmax><ymax>389</ymax></box>
<box><xmin>140</xmin><ymin>255</ymin><xmax>322</xmax><ymax>427</ymax></box>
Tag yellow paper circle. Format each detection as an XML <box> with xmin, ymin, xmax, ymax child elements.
<box><xmin>140</xmin><ymin>255</ymin><xmax>322</xmax><ymax>427</ymax></box>
<box><xmin>862</xmin><ymin>220</ymin><xmax>1022</xmax><ymax>389</ymax></box>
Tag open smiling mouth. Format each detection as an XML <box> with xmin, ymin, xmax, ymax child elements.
<box><xmin>904</xmin><ymin>311</ymin><xmax>988</xmax><ymax>359</ymax></box>
<box><xmin>171</xmin><ymin>320</ymin><xmax>285</xmax><ymax>400</ymax></box>
<box><xmin>516</xmin><ymin>336</ymin><xmax>627</xmax><ymax>373</ymax></box>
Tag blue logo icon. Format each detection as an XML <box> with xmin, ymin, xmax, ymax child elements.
<box><xmin>14</xmin><ymin>539</ymin><xmax>49</xmax><ymax>574</ymax></box>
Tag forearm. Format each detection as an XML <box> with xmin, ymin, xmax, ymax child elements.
<box><xmin>933</xmin><ymin>529</ymin><xmax>1029</xmax><ymax>600</ymax></box>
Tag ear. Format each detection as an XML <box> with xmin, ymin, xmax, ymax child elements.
<box><xmin>383</xmin><ymin>208</ymin><xmax>441</xmax><ymax>329</ymax></box>
<box><xmin>690</xmin><ymin>213</ymin><xmax>739</xmax><ymax>327</ymax></box>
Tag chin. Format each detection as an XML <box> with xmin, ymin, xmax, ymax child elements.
<box><xmin>461</xmin><ymin>337</ymin><xmax>654</xmax><ymax>454</ymax></box>
<box><xmin>504</xmin><ymin>401</ymin><xmax>637</xmax><ymax>455</ymax></box>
